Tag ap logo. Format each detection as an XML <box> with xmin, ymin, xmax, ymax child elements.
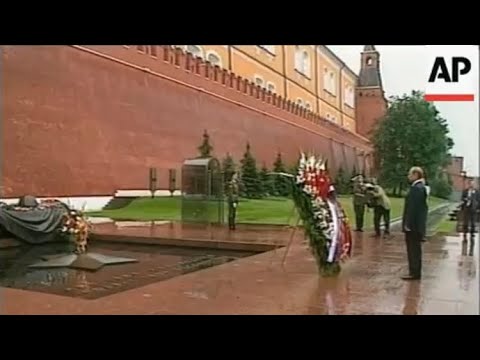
<box><xmin>424</xmin><ymin>45</ymin><xmax>477</xmax><ymax>102</ymax></box>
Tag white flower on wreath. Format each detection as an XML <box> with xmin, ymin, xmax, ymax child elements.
<box><xmin>296</xmin><ymin>175</ymin><xmax>305</xmax><ymax>184</ymax></box>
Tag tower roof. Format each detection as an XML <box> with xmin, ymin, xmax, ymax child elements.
<box><xmin>358</xmin><ymin>45</ymin><xmax>383</xmax><ymax>88</ymax></box>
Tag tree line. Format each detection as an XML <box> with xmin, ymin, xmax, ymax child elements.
<box><xmin>198</xmin><ymin>90</ymin><xmax>456</xmax><ymax>200</ymax></box>
<box><xmin>198</xmin><ymin>130</ymin><xmax>357</xmax><ymax>199</ymax></box>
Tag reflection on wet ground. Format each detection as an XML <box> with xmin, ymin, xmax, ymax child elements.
<box><xmin>0</xmin><ymin>242</ymin><xmax>256</xmax><ymax>299</ymax></box>
<box><xmin>302</xmin><ymin>233</ymin><xmax>478</xmax><ymax>315</ymax></box>
<box><xmin>1</xmin><ymin>229</ymin><xmax>478</xmax><ymax>315</ymax></box>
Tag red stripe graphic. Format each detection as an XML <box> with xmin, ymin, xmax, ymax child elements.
<box><xmin>424</xmin><ymin>94</ymin><xmax>475</xmax><ymax>102</ymax></box>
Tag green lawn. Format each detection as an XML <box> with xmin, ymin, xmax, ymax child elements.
<box><xmin>88</xmin><ymin>195</ymin><xmax>448</xmax><ymax>229</ymax></box>
<box><xmin>433</xmin><ymin>216</ymin><xmax>458</xmax><ymax>234</ymax></box>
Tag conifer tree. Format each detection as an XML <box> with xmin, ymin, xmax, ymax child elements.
<box><xmin>272</xmin><ymin>152</ymin><xmax>290</xmax><ymax>197</ymax></box>
<box><xmin>222</xmin><ymin>153</ymin><xmax>236</xmax><ymax>192</ymax></box>
<box><xmin>259</xmin><ymin>163</ymin><xmax>274</xmax><ymax>197</ymax></box>
<box><xmin>334</xmin><ymin>167</ymin><xmax>348</xmax><ymax>195</ymax></box>
<box><xmin>197</xmin><ymin>130</ymin><xmax>213</xmax><ymax>158</ymax></box>
<box><xmin>240</xmin><ymin>143</ymin><xmax>262</xmax><ymax>198</ymax></box>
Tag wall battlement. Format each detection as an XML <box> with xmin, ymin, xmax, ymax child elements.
<box><xmin>2</xmin><ymin>45</ymin><xmax>374</xmax><ymax>197</ymax></box>
<box><xmin>77</xmin><ymin>45</ymin><xmax>371</xmax><ymax>150</ymax></box>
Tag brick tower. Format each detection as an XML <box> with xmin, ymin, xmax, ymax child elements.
<box><xmin>355</xmin><ymin>45</ymin><xmax>388</xmax><ymax>139</ymax></box>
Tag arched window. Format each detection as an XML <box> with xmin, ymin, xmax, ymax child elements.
<box><xmin>329</xmin><ymin>72</ymin><xmax>336</xmax><ymax>95</ymax></box>
<box><xmin>305</xmin><ymin>102</ymin><xmax>312</xmax><ymax>111</ymax></box>
<box><xmin>186</xmin><ymin>45</ymin><xmax>204</xmax><ymax>58</ymax></box>
<box><xmin>295</xmin><ymin>47</ymin><xmax>310</xmax><ymax>77</ymax></box>
<box><xmin>266</xmin><ymin>82</ymin><xmax>276</xmax><ymax>93</ymax></box>
<box><xmin>254</xmin><ymin>75</ymin><xmax>264</xmax><ymax>87</ymax></box>
<box><xmin>345</xmin><ymin>86</ymin><xmax>354</xmax><ymax>107</ymax></box>
<box><xmin>366</xmin><ymin>57</ymin><xmax>373</xmax><ymax>66</ymax></box>
<box><xmin>323</xmin><ymin>68</ymin><xmax>330</xmax><ymax>91</ymax></box>
<box><xmin>206</xmin><ymin>51</ymin><xmax>222</xmax><ymax>67</ymax></box>
<box><xmin>296</xmin><ymin>98</ymin><xmax>304</xmax><ymax>107</ymax></box>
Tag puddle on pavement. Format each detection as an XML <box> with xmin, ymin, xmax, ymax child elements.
<box><xmin>0</xmin><ymin>241</ymin><xmax>257</xmax><ymax>299</ymax></box>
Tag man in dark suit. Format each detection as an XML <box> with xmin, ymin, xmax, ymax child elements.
<box><xmin>402</xmin><ymin>167</ymin><xmax>428</xmax><ymax>281</ymax></box>
<box><xmin>461</xmin><ymin>179</ymin><xmax>479</xmax><ymax>237</ymax></box>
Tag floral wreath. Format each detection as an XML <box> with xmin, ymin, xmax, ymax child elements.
<box><xmin>291</xmin><ymin>153</ymin><xmax>352</xmax><ymax>276</ymax></box>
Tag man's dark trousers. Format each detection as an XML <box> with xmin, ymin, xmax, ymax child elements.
<box><xmin>374</xmin><ymin>206</ymin><xmax>390</xmax><ymax>236</ymax></box>
<box><xmin>402</xmin><ymin>181</ymin><xmax>427</xmax><ymax>279</ymax></box>
<box><xmin>228</xmin><ymin>202</ymin><xmax>237</xmax><ymax>230</ymax></box>
<box><xmin>463</xmin><ymin>208</ymin><xmax>477</xmax><ymax>235</ymax></box>
<box><xmin>405</xmin><ymin>231</ymin><xmax>422</xmax><ymax>278</ymax></box>
<box><xmin>354</xmin><ymin>204</ymin><xmax>365</xmax><ymax>231</ymax></box>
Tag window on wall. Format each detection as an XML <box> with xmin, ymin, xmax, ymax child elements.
<box><xmin>254</xmin><ymin>75</ymin><xmax>264</xmax><ymax>87</ymax></box>
<box><xmin>259</xmin><ymin>46</ymin><xmax>276</xmax><ymax>54</ymax></box>
<box><xmin>186</xmin><ymin>45</ymin><xmax>204</xmax><ymax>58</ymax></box>
<box><xmin>296</xmin><ymin>98</ymin><xmax>304</xmax><ymax>107</ymax></box>
<box><xmin>295</xmin><ymin>47</ymin><xmax>310</xmax><ymax>77</ymax></box>
<box><xmin>150</xmin><ymin>45</ymin><xmax>157</xmax><ymax>57</ymax></box>
<box><xmin>266</xmin><ymin>82</ymin><xmax>276</xmax><ymax>93</ymax></box>
<box><xmin>206</xmin><ymin>51</ymin><xmax>222</xmax><ymax>67</ymax></box>
<box><xmin>305</xmin><ymin>102</ymin><xmax>312</xmax><ymax>111</ymax></box>
<box><xmin>323</xmin><ymin>68</ymin><xmax>338</xmax><ymax>95</ymax></box>
<box><xmin>329</xmin><ymin>72</ymin><xmax>336</xmax><ymax>95</ymax></box>
<box><xmin>323</xmin><ymin>68</ymin><xmax>329</xmax><ymax>91</ymax></box>
<box><xmin>326</xmin><ymin>113</ymin><xmax>331</xmax><ymax>120</ymax></box>
<box><xmin>344</xmin><ymin>86</ymin><xmax>354</xmax><ymax>107</ymax></box>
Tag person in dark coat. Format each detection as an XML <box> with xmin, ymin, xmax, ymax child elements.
<box><xmin>401</xmin><ymin>166</ymin><xmax>428</xmax><ymax>281</ymax></box>
<box><xmin>461</xmin><ymin>178</ymin><xmax>479</xmax><ymax>237</ymax></box>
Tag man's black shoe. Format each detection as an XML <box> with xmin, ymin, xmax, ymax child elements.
<box><xmin>401</xmin><ymin>275</ymin><xmax>421</xmax><ymax>281</ymax></box>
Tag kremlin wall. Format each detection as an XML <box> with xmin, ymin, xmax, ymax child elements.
<box><xmin>1</xmin><ymin>45</ymin><xmax>385</xmax><ymax>198</ymax></box>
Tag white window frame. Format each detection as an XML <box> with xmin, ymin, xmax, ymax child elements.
<box><xmin>266</xmin><ymin>81</ymin><xmax>276</xmax><ymax>93</ymax></box>
<box><xmin>295</xmin><ymin>47</ymin><xmax>311</xmax><ymax>77</ymax></box>
<box><xmin>259</xmin><ymin>46</ymin><xmax>276</xmax><ymax>55</ymax></box>
<box><xmin>185</xmin><ymin>45</ymin><xmax>204</xmax><ymax>58</ymax></box>
<box><xmin>305</xmin><ymin>101</ymin><xmax>312</xmax><ymax>110</ymax></box>
<box><xmin>296</xmin><ymin>98</ymin><xmax>304</xmax><ymax>107</ymax></box>
<box><xmin>254</xmin><ymin>75</ymin><xmax>264</xmax><ymax>87</ymax></box>
<box><xmin>329</xmin><ymin>72</ymin><xmax>336</xmax><ymax>95</ymax></box>
<box><xmin>344</xmin><ymin>86</ymin><xmax>355</xmax><ymax>107</ymax></box>
<box><xmin>323</xmin><ymin>68</ymin><xmax>330</xmax><ymax>92</ymax></box>
<box><xmin>205</xmin><ymin>51</ymin><xmax>222</xmax><ymax>67</ymax></box>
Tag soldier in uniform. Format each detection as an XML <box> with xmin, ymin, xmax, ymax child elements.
<box><xmin>352</xmin><ymin>175</ymin><xmax>366</xmax><ymax>232</ymax></box>
<box><xmin>366</xmin><ymin>179</ymin><xmax>391</xmax><ymax>238</ymax></box>
<box><xmin>227</xmin><ymin>172</ymin><xmax>240</xmax><ymax>230</ymax></box>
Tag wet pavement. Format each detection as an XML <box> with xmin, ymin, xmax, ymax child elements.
<box><xmin>0</xmin><ymin>242</ymin><xmax>255</xmax><ymax>299</ymax></box>
<box><xmin>0</xmin><ymin>229</ymin><xmax>478</xmax><ymax>315</ymax></box>
<box><xmin>91</xmin><ymin>222</ymin><xmax>302</xmax><ymax>251</ymax></box>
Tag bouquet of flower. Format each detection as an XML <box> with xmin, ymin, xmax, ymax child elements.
<box><xmin>292</xmin><ymin>153</ymin><xmax>352</xmax><ymax>276</ymax></box>
<box><xmin>60</xmin><ymin>209</ymin><xmax>90</xmax><ymax>254</ymax></box>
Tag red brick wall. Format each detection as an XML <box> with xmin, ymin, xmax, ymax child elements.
<box><xmin>355</xmin><ymin>88</ymin><xmax>387</xmax><ymax>139</ymax></box>
<box><xmin>446</xmin><ymin>156</ymin><xmax>466</xmax><ymax>192</ymax></box>
<box><xmin>2</xmin><ymin>45</ymin><xmax>373</xmax><ymax>197</ymax></box>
